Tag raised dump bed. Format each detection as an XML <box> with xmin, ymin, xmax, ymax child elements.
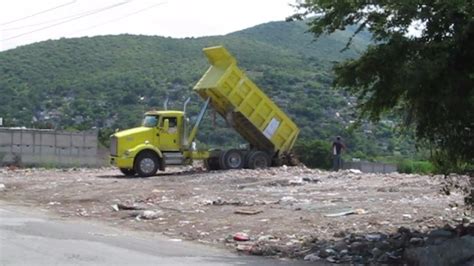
<box><xmin>194</xmin><ymin>46</ymin><xmax>299</xmax><ymax>161</ymax></box>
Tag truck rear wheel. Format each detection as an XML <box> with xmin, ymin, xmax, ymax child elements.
<box><xmin>119</xmin><ymin>168</ymin><xmax>136</xmax><ymax>176</ymax></box>
<box><xmin>247</xmin><ymin>151</ymin><xmax>270</xmax><ymax>169</ymax></box>
<box><xmin>134</xmin><ymin>151</ymin><xmax>159</xmax><ymax>177</ymax></box>
<box><xmin>219</xmin><ymin>149</ymin><xmax>244</xmax><ymax>170</ymax></box>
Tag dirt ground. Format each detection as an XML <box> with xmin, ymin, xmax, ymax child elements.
<box><xmin>0</xmin><ymin>165</ymin><xmax>472</xmax><ymax>264</ymax></box>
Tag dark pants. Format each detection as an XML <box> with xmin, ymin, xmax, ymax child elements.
<box><xmin>333</xmin><ymin>154</ymin><xmax>343</xmax><ymax>171</ymax></box>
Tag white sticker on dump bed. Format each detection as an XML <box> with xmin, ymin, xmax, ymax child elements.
<box><xmin>263</xmin><ymin>118</ymin><xmax>280</xmax><ymax>139</ymax></box>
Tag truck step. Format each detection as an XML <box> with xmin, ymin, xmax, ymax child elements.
<box><xmin>163</xmin><ymin>152</ymin><xmax>184</xmax><ymax>165</ymax></box>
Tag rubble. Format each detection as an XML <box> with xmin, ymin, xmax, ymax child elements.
<box><xmin>0</xmin><ymin>165</ymin><xmax>472</xmax><ymax>263</ymax></box>
<box><xmin>405</xmin><ymin>235</ymin><xmax>474</xmax><ymax>265</ymax></box>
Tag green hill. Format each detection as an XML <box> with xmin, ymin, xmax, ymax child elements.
<box><xmin>0</xmin><ymin>20</ymin><xmax>412</xmax><ymax>158</ymax></box>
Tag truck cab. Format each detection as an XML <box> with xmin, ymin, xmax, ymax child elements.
<box><xmin>110</xmin><ymin>110</ymin><xmax>189</xmax><ymax>176</ymax></box>
<box><xmin>142</xmin><ymin>110</ymin><xmax>184</xmax><ymax>151</ymax></box>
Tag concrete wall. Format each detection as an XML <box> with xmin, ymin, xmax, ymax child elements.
<box><xmin>343</xmin><ymin>161</ymin><xmax>398</xmax><ymax>174</ymax></box>
<box><xmin>0</xmin><ymin>128</ymin><xmax>103</xmax><ymax>167</ymax></box>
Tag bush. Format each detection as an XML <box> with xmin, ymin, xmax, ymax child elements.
<box><xmin>294</xmin><ymin>139</ymin><xmax>332</xmax><ymax>169</ymax></box>
<box><xmin>431</xmin><ymin>150</ymin><xmax>474</xmax><ymax>175</ymax></box>
<box><xmin>398</xmin><ymin>160</ymin><xmax>435</xmax><ymax>174</ymax></box>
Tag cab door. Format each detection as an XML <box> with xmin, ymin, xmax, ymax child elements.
<box><xmin>158</xmin><ymin>116</ymin><xmax>180</xmax><ymax>151</ymax></box>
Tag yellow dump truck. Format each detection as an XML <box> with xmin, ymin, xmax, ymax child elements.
<box><xmin>110</xmin><ymin>46</ymin><xmax>299</xmax><ymax>176</ymax></box>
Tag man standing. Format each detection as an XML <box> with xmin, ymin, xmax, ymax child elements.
<box><xmin>332</xmin><ymin>136</ymin><xmax>346</xmax><ymax>171</ymax></box>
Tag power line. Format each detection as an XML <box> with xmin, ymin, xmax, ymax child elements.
<box><xmin>2</xmin><ymin>1</ymin><xmax>132</xmax><ymax>41</ymax></box>
<box><xmin>2</xmin><ymin>6</ymin><xmax>108</xmax><ymax>31</ymax></box>
<box><xmin>73</xmin><ymin>1</ymin><xmax>166</xmax><ymax>34</ymax></box>
<box><xmin>1</xmin><ymin>1</ymin><xmax>77</xmax><ymax>26</ymax></box>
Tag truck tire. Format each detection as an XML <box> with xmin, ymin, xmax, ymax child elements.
<box><xmin>204</xmin><ymin>157</ymin><xmax>220</xmax><ymax>171</ymax></box>
<box><xmin>247</xmin><ymin>151</ymin><xmax>270</xmax><ymax>169</ymax></box>
<box><xmin>134</xmin><ymin>151</ymin><xmax>159</xmax><ymax>177</ymax></box>
<box><xmin>119</xmin><ymin>168</ymin><xmax>136</xmax><ymax>176</ymax></box>
<box><xmin>219</xmin><ymin>149</ymin><xmax>244</xmax><ymax>170</ymax></box>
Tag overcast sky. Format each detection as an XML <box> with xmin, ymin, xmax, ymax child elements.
<box><xmin>0</xmin><ymin>0</ymin><xmax>296</xmax><ymax>51</ymax></box>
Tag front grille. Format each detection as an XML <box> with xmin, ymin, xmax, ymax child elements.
<box><xmin>110</xmin><ymin>136</ymin><xmax>118</xmax><ymax>156</ymax></box>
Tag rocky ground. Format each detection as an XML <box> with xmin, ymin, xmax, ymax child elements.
<box><xmin>0</xmin><ymin>165</ymin><xmax>473</xmax><ymax>264</ymax></box>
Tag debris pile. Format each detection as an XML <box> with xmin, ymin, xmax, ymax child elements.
<box><xmin>227</xmin><ymin>223</ymin><xmax>474</xmax><ymax>265</ymax></box>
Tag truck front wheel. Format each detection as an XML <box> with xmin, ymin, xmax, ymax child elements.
<box><xmin>134</xmin><ymin>151</ymin><xmax>159</xmax><ymax>177</ymax></box>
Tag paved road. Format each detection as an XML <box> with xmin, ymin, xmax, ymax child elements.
<box><xmin>0</xmin><ymin>204</ymin><xmax>310</xmax><ymax>266</ymax></box>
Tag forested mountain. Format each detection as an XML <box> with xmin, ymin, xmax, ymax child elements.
<box><xmin>0</xmin><ymin>20</ymin><xmax>413</xmax><ymax>158</ymax></box>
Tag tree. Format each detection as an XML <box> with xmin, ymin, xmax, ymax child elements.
<box><xmin>290</xmin><ymin>0</ymin><xmax>474</xmax><ymax>168</ymax></box>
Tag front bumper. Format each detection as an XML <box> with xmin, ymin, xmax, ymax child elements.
<box><xmin>110</xmin><ymin>156</ymin><xmax>134</xmax><ymax>169</ymax></box>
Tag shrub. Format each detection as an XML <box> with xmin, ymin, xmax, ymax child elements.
<box><xmin>294</xmin><ymin>139</ymin><xmax>332</xmax><ymax>169</ymax></box>
<box><xmin>398</xmin><ymin>160</ymin><xmax>435</xmax><ymax>174</ymax></box>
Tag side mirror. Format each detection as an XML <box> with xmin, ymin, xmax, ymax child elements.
<box><xmin>162</xmin><ymin>119</ymin><xmax>169</xmax><ymax>132</ymax></box>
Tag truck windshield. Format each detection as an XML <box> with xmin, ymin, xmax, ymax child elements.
<box><xmin>143</xmin><ymin>115</ymin><xmax>159</xmax><ymax>127</ymax></box>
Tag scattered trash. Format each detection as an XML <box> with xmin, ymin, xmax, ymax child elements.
<box><xmin>137</xmin><ymin>210</ymin><xmax>163</xmax><ymax>220</ymax></box>
<box><xmin>211</xmin><ymin>198</ymin><xmax>248</xmax><ymax>206</ymax></box>
<box><xmin>233</xmin><ymin>232</ymin><xmax>250</xmax><ymax>241</ymax></box>
<box><xmin>0</xmin><ymin>184</ymin><xmax>5</xmax><ymax>191</ymax></box>
<box><xmin>236</xmin><ymin>243</ymin><xmax>254</xmax><ymax>252</ymax></box>
<box><xmin>319</xmin><ymin>248</ymin><xmax>337</xmax><ymax>258</ymax></box>
<box><xmin>304</xmin><ymin>253</ymin><xmax>321</xmax><ymax>262</ymax></box>
<box><xmin>279</xmin><ymin>196</ymin><xmax>297</xmax><ymax>203</ymax></box>
<box><xmin>48</xmin><ymin>201</ymin><xmax>61</xmax><ymax>205</ymax></box>
<box><xmin>234</xmin><ymin>208</ymin><xmax>263</xmax><ymax>215</ymax></box>
<box><xmin>113</xmin><ymin>203</ymin><xmax>146</xmax><ymax>211</ymax></box>
<box><xmin>257</xmin><ymin>235</ymin><xmax>278</xmax><ymax>242</ymax></box>
<box><xmin>348</xmin><ymin>169</ymin><xmax>362</xmax><ymax>174</ymax></box>
<box><xmin>302</xmin><ymin>176</ymin><xmax>320</xmax><ymax>183</ymax></box>
<box><xmin>325</xmin><ymin>208</ymin><xmax>367</xmax><ymax>217</ymax></box>
<box><xmin>288</xmin><ymin>178</ymin><xmax>304</xmax><ymax>186</ymax></box>
<box><xmin>76</xmin><ymin>208</ymin><xmax>88</xmax><ymax>216</ymax></box>
<box><xmin>365</xmin><ymin>233</ymin><xmax>383</xmax><ymax>242</ymax></box>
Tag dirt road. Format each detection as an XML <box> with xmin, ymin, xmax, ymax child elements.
<box><xmin>0</xmin><ymin>166</ymin><xmax>472</xmax><ymax>264</ymax></box>
<box><xmin>1</xmin><ymin>204</ymin><xmax>311</xmax><ymax>266</ymax></box>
